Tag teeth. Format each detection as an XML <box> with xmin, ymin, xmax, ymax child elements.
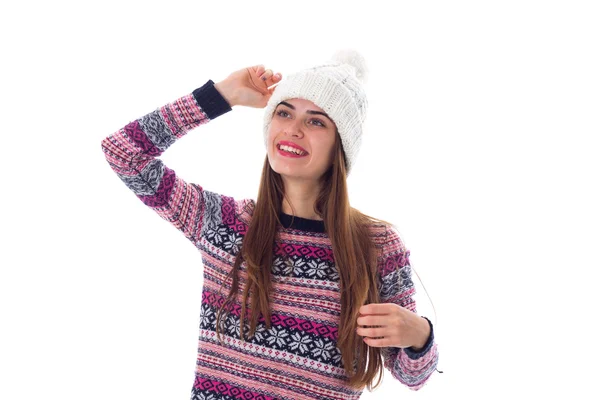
<box><xmin>279</xmin><ymin>144</ymin><xmax>306</xmax><ymax>155</ymax></box>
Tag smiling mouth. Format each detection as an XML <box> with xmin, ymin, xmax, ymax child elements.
<box><xmin>277</xmin><ymin>143</ymin><xmax>308</xmax><ymax>156</ymax></box>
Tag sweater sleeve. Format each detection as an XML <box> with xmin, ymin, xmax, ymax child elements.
<box><xmin>100</xmin><ymin>79</ymin><xmax>233</xmax><ymax>248</ymax></box>
<box><xmin>378</xmin><ymin>226</ymin><xmax>440</xmax><ymax>391</ymax></box>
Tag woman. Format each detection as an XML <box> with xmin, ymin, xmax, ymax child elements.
<box><xmin>101</xmin><ymin>49</ymin><xmax>439</xmax><ymax>399</ymax></box>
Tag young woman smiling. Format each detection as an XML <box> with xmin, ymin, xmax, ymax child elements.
<box><xmin>101</xmin><ymin>49</ymin><xmax>440</xmax><ymax>399</ymax></box>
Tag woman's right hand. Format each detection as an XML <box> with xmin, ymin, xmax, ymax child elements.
<box><xmin>214</xmin><ymin>65</ymin><xmax>282</xmax><ymax>109</ymax></box>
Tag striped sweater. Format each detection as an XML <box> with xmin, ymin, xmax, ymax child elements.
<box><xmin>101</xmin><ymin>80</ymin><xmax>439</xmax><ymax>399</ymax></box>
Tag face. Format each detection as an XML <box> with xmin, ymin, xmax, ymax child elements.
<box><xmin>267</xmin><ymin>98</ymin><xmax>337</xmax><ymax>183</ymax></box>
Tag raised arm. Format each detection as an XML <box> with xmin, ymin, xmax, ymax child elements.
<box><xmin>100</xmin><ymin>79</ymin><xmax>233</xmax><ymax>247</ymax></box>
<box><xmin>101</xmin><ymin>64</ymin><xmax>283</xmax><ymax>249</ymax></box>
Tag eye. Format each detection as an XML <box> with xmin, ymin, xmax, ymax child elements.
<box><xmin>276</xmin><ymin>109</ymin><xmax>326</xmax><ymax>128</ymax></box>
<box><xmin>310</xmin><ymin>119</ymin><xmax>326</xmax><ymax>127</ymax></box>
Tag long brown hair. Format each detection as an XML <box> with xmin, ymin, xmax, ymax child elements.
<box><xmin>214</xmin><ymin>126</ymin><xmax>401</xmax><ymax>391</ymax></box>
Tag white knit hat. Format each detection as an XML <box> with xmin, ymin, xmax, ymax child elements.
<box><xmin>263</xmin><ymin>49</ymin><xmax>369</xmax><ymax>177</ymax></box>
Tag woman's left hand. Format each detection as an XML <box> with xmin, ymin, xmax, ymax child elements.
<box><xmin>356</xmin><ymin>303</ymin><xmax>430</xmax><ymax>349</ymax></box>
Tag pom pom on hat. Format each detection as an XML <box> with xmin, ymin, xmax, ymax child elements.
<box><xmin>330</xmin><ymin>49</ymin><xmax>369</xmax><ymax>84</ymax></box>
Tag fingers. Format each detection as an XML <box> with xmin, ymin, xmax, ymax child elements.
<box><xmin>259</xmin><ymin>69</ymin><xmax>280</xmax><ymax>82</ymax></box>
<box><xmin>254</xmin><ymin>64</ymin><xmax>265</xmax><ymax>76</ymax></box>
<box><xmin>259</xmin><ymin>68</ymin><xmax>273</xmax><ymax>81</ymax></box>
<box><xmin>251</xmin><ymin>65</ymin><xmax>282</xmax><ymax>81</ymax></box>
<box><xmin>247</xmin><ymin>65</ymin><xmax>282</xmax><ymax>101</ymax></box>
<box><xmin>257</xmin><ymin>67</ymin><xmax>282</xmax><ymax>85</ymax></box>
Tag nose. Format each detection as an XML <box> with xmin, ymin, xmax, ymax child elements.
<box><xmin>285</xmin><ymin>118</ymin><xmax>305</xmax><ymax>138</ymax></box>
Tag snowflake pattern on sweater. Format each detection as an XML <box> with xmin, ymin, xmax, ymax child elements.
<box><xmin>101</xmin><ymin>80</ymin><xmax>439</xmax><ymax>399</ymax></box>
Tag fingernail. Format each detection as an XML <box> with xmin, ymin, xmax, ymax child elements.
<box><xmin>262</xmin><ymin>76</ymin><xmax>267</xmax><ymax>81</ymax></box>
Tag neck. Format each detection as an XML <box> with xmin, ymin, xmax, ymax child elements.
<box><xmin>280</xmin><ymin>177</ymin><xmax>323</xmax><ymax>220</ymax></box>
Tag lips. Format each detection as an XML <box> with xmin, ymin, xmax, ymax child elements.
<box><xmin>277</xmin><ymin>140</ymin><xmax>308</xmax><ymax>154</ymax></box>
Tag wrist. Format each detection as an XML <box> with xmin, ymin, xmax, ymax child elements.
<box><xmin>192</xmin><ymin>80</ymin><xmax>232</xmax><ymax>119</ymax></box>
<box><xmin>214</xmin><ymin>80</ymin><xmax>237</xmax><ymax>107</ymax></box>
<box><xmin>410</xmin><ymin>316</ymin><xmax>431</xmax><ymax>351</ymax></box>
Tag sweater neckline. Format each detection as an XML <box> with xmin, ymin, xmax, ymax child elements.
<box><xmin>279</xmin><ymin>212</ymin><xmax>326</xmax><ymax>233</ymax></box>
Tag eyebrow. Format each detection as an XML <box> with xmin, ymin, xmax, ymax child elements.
<box><xmin>277</xmin><ymin>101</ymin><xmax>334</xmax><ymax>125</ymax></box>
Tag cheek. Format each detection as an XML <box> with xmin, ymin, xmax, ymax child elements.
<box><xmin>322</xmin><ymin>138</ymin><xmax>337</xmax><ymax>159</ymax></box>
<box><xmin>266</xmin><ymin>126</ymin><xmax>277</xmax><ymax>146</ymax></box>
<box><xmin>312</xmin><ymin>143</ymin><xmax>335</xmax><ymax>166</ymax></box>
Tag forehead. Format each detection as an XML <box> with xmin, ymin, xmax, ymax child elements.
<box><xmin>280</xmin><ymin>98</ymin><xmax>324</xmax><ymax>113</ymax></box>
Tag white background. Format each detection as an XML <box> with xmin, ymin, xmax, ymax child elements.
<box><xmin>1</xmin><ymin>0</ymin><xmax>598</xmax><ymax>398</ymax></box>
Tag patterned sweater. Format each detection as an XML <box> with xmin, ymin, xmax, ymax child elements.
<box><xmin>101</xmin><ymin>80</ymin><xmax>439</xmax><ymax>399</ymax></box>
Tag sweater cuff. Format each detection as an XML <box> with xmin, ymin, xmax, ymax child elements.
<box><xmin>403</xmin><ymin>316</ymin><xmax>434</xmax><ymax>360</ymax></box>
<box><xmin>192</xmin><ymin>79</ymin><xmax>232</xmax><ymax>120</ymax></box>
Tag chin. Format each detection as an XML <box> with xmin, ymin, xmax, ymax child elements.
<box><xmin>272</xmin><ymin>164</ymin><xmax>307</xmax><ymax>180</ymax></box>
